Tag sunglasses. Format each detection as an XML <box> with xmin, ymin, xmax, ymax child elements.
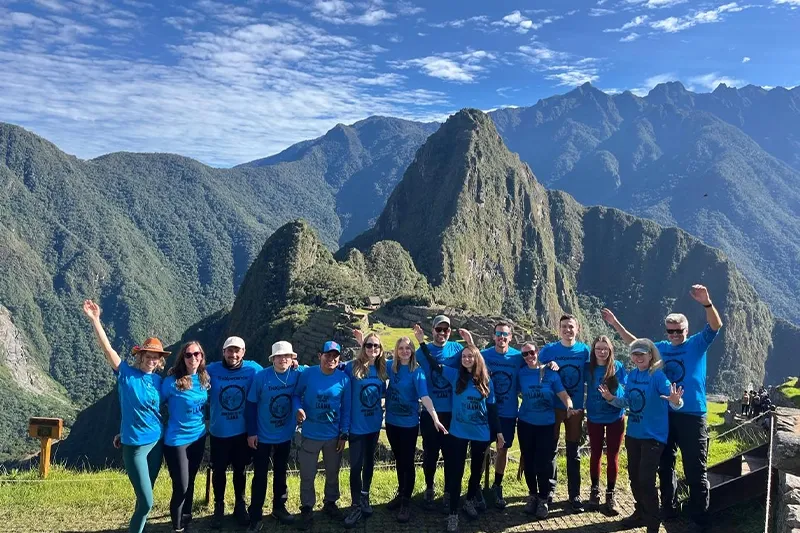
<box><xmin>184</xmin><ymin>351</ymin><xmax>202</xmax><ymax>359</ymax></box>
<box><xmin>522</xmin><ymin>350</ymin><xmax>537</xmax><ymax>357</ymax></box>
<box><xmin>666</xmin><ymin>328</ymin><xmax>685</xmax><ymax>334</ymax></box>
<box><xmin>494</xmin><ymin>331</ymin><xmax>510</xmax><ymax>337</ymax></box>
<box><xmin>364</xmin><ymin>342</ymin><xmax>381</xmax><ymax>349</ymax></box>
<box><xmin>434</xmin><ymin>326</ymin><xmax>450</xmax><ymax>333</ymax></box>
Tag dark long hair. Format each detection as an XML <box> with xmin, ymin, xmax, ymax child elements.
<box><xmin>589</xmin><ymin>335</ymin><xmax>618</xmax><ymax>392</ymax></box>
<box><xmin>455</xmin><ymin>346</ymin><xmax>490</xmax><ymax>398</ymax></box>
<box><xmin>169</xmin><ymin>341</ymin><xmax>210</xmax><ymax>391</ymax></box>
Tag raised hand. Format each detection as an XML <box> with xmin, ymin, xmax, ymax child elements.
<box><xmin>689</xmin><ymin>285</ymin><xmax>711</xmax><ymax>306</ymax></box>
<box><xmin>352</xmin><ymin>329</ymin><xmax>364</xmax><ymax>346</ymax></box>
<box><xmin>296</xmin><ymin>409</ymin><xmax>306</xmax><ymax>424</ymax></box>
<box><xmin>660</xmin><ymin>383</ymin><xmax>684</xmax><ymax>404</ymax></box>
<box><xmin>600</xmin><ymin>308</ymin><xmax>617</xmax><ymax>325</ymax></box>
<box><xmin>413</xmin><ymin>323</ymin><xmax>426</xmax><ymax>344</ymax></box>
<box><xmin>82</xmin><ymin>299</ymin><xmax>101</xmax><ymax>321</ymax></box>
<box><xmin>247</xmin><ymin>435</ymin><xmax>258</xmax><ymax>449</ymax></box>
<box><xmin>598</xmin><ymin>384</ymin><xmax>615</xmax><ymax>401</ymax></box>
<box><xmin>458</xmin><ymin>328</ymin><xmax>474</xmax><ymax>346</ymax></box>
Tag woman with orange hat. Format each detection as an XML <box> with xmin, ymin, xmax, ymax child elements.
<box><xmin>82</xmin><ymin>299</ymin><xmax>169</xmax><ymax>533</ymax></box>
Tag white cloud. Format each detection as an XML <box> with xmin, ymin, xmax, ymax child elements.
<box><xmin>314</xmin><ymin>0</ymin><xmax>351</xmax><ymax>17</ymax></box>
<box><xmin>742</xmin><ymin>56</ymin><xmax>751</xmax><ymax>63</ymax></box>
<box><xmin>310</xmin><ymin>1</ymin><xmax>397</xmax><ymax>25</ymax></box>
<box><xmin>604</xmin><ymin>15</ymin><xmax>648</xmax><ymax>32</ymax></box>
<box><xmin>494</xmin><ymin>10</ymin><xmax>561</xmax><ymax>33</ymax></box>
<box><xmin>625</xmin><ymin>0</ymin><xmax>687</xmax><ymax>7</ymax></box>
<box><xmin>688</xmin><ymin>72</ymin><xmax>745</xmax><ymax>90</ymax></box>
<box><xmin>390</xmin><ymin>50</ymin><xmax>496</xmax><ymax>83</ymax></box>
<box><xmin>518</xmin><ymin>43</ymin><xmax>601</xmax><ymax>87</ymax></box>
<box><xmin>650</xmin><ymin>3</ymin><xmax>747</xmax><ymax>33</ymax></box>
<box><xmin>628</xmin><ymin>72</ymin><xmax>676</xmax><ymax>95</ymax></box>
<box><xmin>429</xmin><ymin>15</ymin><xmax>489</xmax><ymax>28</ymax></box>
<box><xmin>773</xmin><ymin>0</ymin><xmax>800</xmax><ymax>5</ymax></box>
<box><xmin>396</xmin><ymin>2</ymin><xmax>424</xmax><ymax>16</ymax></box>
<box><xmin>590</xmin><ymin>8</ymin><xmax>616</xmax><ymax>16</ymax></box>
<box><xmin>31</xmin><ymin>0</ymin><xmax>69</xmax><ymax>12</ymax></box>
<box><xmin>621</xmin><ymin>32</ymin><xmax>640</xmax><ymax>41</ymax></box>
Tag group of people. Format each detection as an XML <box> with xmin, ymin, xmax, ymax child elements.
<box><xmin>83</xmin><ymin>282</ymin><xmax>722</xmax><ymax>533</ymax></box>
<box><xmin>741</xmin><ymin>387</ymin><xmax>774</xmax><ymax>418</ymax></box>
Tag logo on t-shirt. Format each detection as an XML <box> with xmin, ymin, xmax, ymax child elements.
<box><xmin>360</xmin><ymin>384</ymin><xmax>382</xmax><ymax>408</ymax></box>
<box><xmin>558</xmin><ymin>365</ymin><xmax>581</xmax><ymax>391</ymax></box>
<box><xmin>430</xmin><ymin>370</ymin><xmax>450</xmax><ymax>391</ymax></box>
<box><xmin>269</xmin><ymin>393</ymin><xmax>292</xmax><ymax>420</ymax></box>
<box><xmin>220</xmin><ymin>385</ymin><xmax>245</xmax><ymax>412</ymax></box>
<box><xmin>456</xmin><ymin>394</ymin><xmax>486</xmax><ymax>426</ymax></box>
<box><xmin>663</xmin><ymin>359</ymin><xmax>686</xmax><ymax>384</ymax></box>
<box><xmin>628</xmin><ymin>388</ymin><xmax>646</xmax><ymax>414</ymax></box>
<box><xmin>491</xmin><ymin>370</ymin><xmax>512</xmax><ymax>396</ymax></box>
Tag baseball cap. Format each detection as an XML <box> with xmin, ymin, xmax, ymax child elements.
<box><xmin>223</xmin><ymin>336</ymin><xmax>246</xmax><ymax>350</ymax></box>
<box><xmin>432</xmin><ymin>315</ymin><xmax>451</xmax><ymax>328</ymax></box>
<box><xmin>322</xmin><ymin>340</ymin><xmax>342</xmax><ymax>353</ymax></box>
<box><xmin>629</xmin><ymin>339</ymin><xmax>651</xmax><ymax>355</ymax></box>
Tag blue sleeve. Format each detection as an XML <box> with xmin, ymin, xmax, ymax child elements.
<box><xmin>549</xmin><ymin>370</ymin><xmax>565</xmax><ymax>393</ymax></box>
<box><xmin>246</xmin><ymin>401</ymin><xmax>258</xmax><ymax>436</ymax></box>
<box><xmin>694</xmin><ymin>324</ymin><xmax>719</xmax><ymax>351</ymax></box>
<box><xmin>442</xmin><ymin>365</ymin><xmax>459</xmax><ymax>385</ymax></box>
<box><xmin>487</xmin><ymin>380</ymin><xmax>496</xmax><ymax>404</ymax></box>
<box><xmin>114</xmin><ymin>361</ymin><xmax>128</xmax><ymax>378</ymax></box>
<box><xmin>656</xmin><ymin>371</ymin><xmax>672</xmax><ymax>397</ymax></box>
<box><xmin>340</xmin><ymin>375</ymin><xmax>352</xmax><ymax>434</ymax></box>
<box><xmin>293</xmin><ymin>371</ymin><xmax>308</xmax><ymax>411</ymax></box>
<box><xmin>247</xmin><ymin>373</ymin><xmax>261</xmax><ymax>403</ymax></box>
<box><xmin>617</xmin><ymin>362</ymin><xmax>628</xmax><ymax>387</ymax></box>
<box><xmin>538</xmin><ymin>345</ymin><xmax>553</xmax><ymax>364</ymax></box>
<box><xmin>414</xmin><ymin>369</ymin><xmax>429</xmax><ymax>398</ymax></box>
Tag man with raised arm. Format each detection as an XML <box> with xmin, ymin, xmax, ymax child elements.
<box><xmin>480</xmin><ymin>321</ymin><xmax>523</xmax><ymax>510</ymax></box>
<box><xmin>602</xmin><ymin>284</ymin><xmax>722</xmax><ymax>532</ymax></box>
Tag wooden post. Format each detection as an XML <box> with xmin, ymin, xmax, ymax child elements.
<box><xmin>28</xmin><ymin>417</ymin><xmax>63</xmax><ymax>479</ymax></box>
<box><xmin>39</xmin><ymin>438</ymin><xmax>53</xmax><ymax>479</ymax></box>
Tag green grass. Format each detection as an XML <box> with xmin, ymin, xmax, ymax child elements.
<box><xmin>778</xmin><ymin>378</ymin><xmax>800</xmax><ymax>408</ymax></box>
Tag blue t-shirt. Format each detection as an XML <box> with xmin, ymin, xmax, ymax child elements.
<box><xmin>293</xmin><ymin>366</ymin><xmax>351</xmax><ymax>441</ymax></box>
<box><xmin>656</xmin><ymin>324</ymin><xmax>719</xmax><ymax>416</ymax></box>
<box><xmin>385</xmin><ymin>359</ymin><xmax>429</xmax><ymax>428</ymax></box>
<box><xmin>416</xmin><ymin>341</ymin><xmax>463</xmax><ymax>412</ymax></box>
<box><xmin>481</xmin><ymin>346</ymin><xmax>524</xmax><ymax>419</ymax></box>
<box><xmin>442</xmin><ymin>366</ymin><xmax>495</xmax><ymax>442</ymax></box>
<box><xmin>161</xmin><ymin>374</ymin><xmax>208</xmax><ymax>447</ymax></box>
<box><xmin>539</xmin><ymin>341</ymin><xmax>591</xmax><ymax>410</ymax></box>
<box><xmin>247</xmin><ymin>365</ymin><xmax>304</xmax><ymax>444</ymax></box>
<box><xmin>344</xmin><ymin>361</ymin><xmax>387</xmax><ymax>436</ymax></box>
<box><xmin>115</xmin><ymin>361</ymin><xmax>164</xmax><ymax>446</ymax></box>
<box><xmin>621</xmin><ymin>368</ymin><xmax>672</xmax><ymax>444</ymax></box>
<box><xmin>517</xmin><ymin>366</ymin><xmax>566</xmax><ymax>426</ymax></box>
<box><xmin>207</xmin><ymin>360</ymin><xmax>263</xmax><ymax>438</ymax></box>
<box><xmin>584</xmin><ymin>361</ymin><xmax>627</xmax><ymax>424</ymax></box>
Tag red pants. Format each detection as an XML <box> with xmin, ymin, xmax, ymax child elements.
<box><xmin>587</xmin><ymin>417</ymin><xmax>625</xmax><ymax>490</ymax></box>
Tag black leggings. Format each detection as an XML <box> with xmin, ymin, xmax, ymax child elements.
<box><xmin>518</xmin><ymin>420</ymin><xmax>557</xmax><ymax>499</ymax></box>
<box><xmin>164</xmin><ymin>434</ymin><xmax>207</xmax><ymax>529</ymax></box>
<box><xmin>445</xmin><ymin>435</ymin><xmax>489</xmax><ymax>514</ymax></box>
<box><xmin>210</xmin><ymin>433</ymin><xmax>251</xmax><ymax>505</ymax></box>
<box><xmin>249</xmin><ymin>440</ymin><xmax>291</xmax><ymax>522</ymax></box>
<box><xmin>421</xmin><ymin>410</ymin><xmax>452</xmax><ymax>489</ymax></box>
<box><xmin>386</xmin><ymin>423</ymin><xmax>419</xmax><ymax>498</ymax></box>
<box><xmin>349</xmin><ymin>432</ymin><xmax>379</xmax><ymax>501</ymax></box>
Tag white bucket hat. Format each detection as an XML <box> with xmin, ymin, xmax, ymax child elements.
<box><xmin>270</xmin><ymin>341</ymin><xmax>297</xmax><ymax>360</ymax></box>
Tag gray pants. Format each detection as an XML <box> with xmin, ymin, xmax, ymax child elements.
<box><xmin>298</xmin><ymin>436</ymin><xmax>342</xmax><ymax>509</ymax></box>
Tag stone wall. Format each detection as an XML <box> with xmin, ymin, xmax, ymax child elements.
<box><xmin>772</xmin><ymin>408</ymin><xmax>800</xmax><ymax>533</ymax></box>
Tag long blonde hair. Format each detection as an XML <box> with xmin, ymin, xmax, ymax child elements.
<box><xmin>353</xmin><ymin>333</ymin><xmax>388</xmax><ymax>381</ymax></box>
<box><xmin>391</xmin><ymin>336</ymin><xmax>418</xmax><ymax>374</ymax></box>
<box><xmin>169</xmin><ymin>341</ymin><xmax>211</xmax><ymax>391</ymax></box>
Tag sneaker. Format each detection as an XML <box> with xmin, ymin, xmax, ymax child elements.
<box><xmin>235</xmin><ymin>500</ymin><xmax>250</xmax><ymax>526</ymax></box>
<box><xmin>622</xmin><ymin>509</ymin><xmax>645</xmax><ymax>527</ymax></box>
<box><xmin>442</xmin><ymin>492</ymin><xmax>450</xmax><ymax>515</ymax></box>
<box><xmin>523</xmin><ymin>495</ymin><xmax>538</xmax><ymax>515</ymax></box>
<box><xmin>535</xmin><ymin>500</ymin><xmax>549</xmax><ymax>520</ymax></box>
<box><xmin>322</xmin><ymin>501</ymin><xmax>344</xmax><ymax>521</ymax></box>
<box><xmin>211</xmin><ymin>503</ymin><xmax>224</xmax><ymax>530</ymax></box>
<box><xmin>343</xmin><ymin>504</ymin><xmax>362</xmax><ymax>529</ymax></box>
<box><xmin>446</xmin><ymin>514</ymin><xmax>459</xmax><ymax>533</ymax></box>
<box><xmin>360</xmin><ymin>493</ymin><xmax>373</xmax><ymax>517</ymax></box>
<box><xmin>247</xmin><ymin>521</ymin><xmax>263</xmax><ymax>533</ymax></box>
<box><xmin>424</xmin><ymin>487</ymin><xmax>435</xmax><ymax>510</ymax></box>
<box><xmin>570</xmin><ymin>496</ymin><xmax>585</xmax><ymax>513</ymax></box>
<box><xmin>492</xmin><ymin>484</ymin><xmax>507</xmax><ymax>510</ymax></box>
<box><xmin>462</xmin><ymin>498</ymin><xmax>478</xmax><ymax>520</ymax></box>
<box><xmin>588</xmin><ymin>486</ymin><xmax>601</xmax><ymax>509</ymax></box>
<box><xmin>473</xmin><ymin>490</ymin><xmax>487</xmax><ymax>512</ymax></box>
<box><xmin>397</xmin><ymin>498</ymin><xmax>411</xmax><ymax>524</ymax></box>
<box><xmin>271</xmin><ymin>502</ymin><xmax>295</xmax><ymax>525</ymax></box>
<box><xmin>297</xmin><ymin>506</ymin><xmax>313</xmax><ymax>531</ymax></box>
<box><xmin>386</xmin><ymin>493</ymin><xmax>402</xmax><ymax>511</ymax></box>
<box><xmin>603</xmin><ymin>491</ymin><xmax>619</xmax><ymax>516</ymax></box>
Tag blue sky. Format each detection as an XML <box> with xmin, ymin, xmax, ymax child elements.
<box><xmin>1</xmin><ymin>0</ymin><xmax>798</xmax><ymax>167</ymax></box>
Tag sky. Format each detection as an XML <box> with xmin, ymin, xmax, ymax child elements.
<box><xmin>1</xmin><ymin>0</ymin><xmax>799</xmax><ymax>167</ymax></box>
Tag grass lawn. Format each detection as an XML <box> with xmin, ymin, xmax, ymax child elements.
<box><xmin>778</xmin><ymin>378</ymin><xmax>800</xmax><ymax>408</ymax></box>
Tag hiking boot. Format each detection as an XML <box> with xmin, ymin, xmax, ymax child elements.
<box><xmin>523</xmin><ymin>495</ymin><xmax>538</xmax><ymax>515</ymax></box>
<box><xmin>622</xmin><ymin>509</ymin><xmax>645</xmax><ymax>527</ymax></box>
<box><xmin>322</xmin><ymin>501</ymin><xmax>344</xmax><ymax>521</ymax></box>
<box><xmin>473</xmin><ymin>490</ymin><xmax>487</xmax><ymax>512</ymax></box>
<box><xmin>271</xmin><ymin>502</ymin><xmax>295</xmax><ymax>525</ymax></box>
<box><xmin>424</xmin><ymin>487</ymin><xmax>435</xmax><ymax>510</ymax></box>
<box><xmin>570</xmin><ymin>496</ymin><xmax>585</xmax><ymax>513</ymax></box>
<box><xmin>397</xmin><ymin>498</ymin><xmax>411</xmax><ymax>523</ymax></box>
<box><xmin>492</xmin><ymin>484</ymin><xmax>507</xmax><ymax>510</ymax></box>
<box><xmin>588</xmin><ymin>486</ymin><xmax>601</xmax><ymax>509</ymax></box>
<box><xmin>442</xmin><ymin>492</ymin><xmax>450</xmax><ymax>514</ymax></box>
<box><xmin>386</xmin><ymin>493</ymin><xmax>402</xmax><ymax>511</ymax></box>
<box><xmin>603</xmin><ymin>490</ymin><xmax>619</xmax><ymax>516</ymax></box>
<box><xmin>211</xmin><ymin>502</ymin><xmax>224</xmax><ymax>530</ymax></box>
<box><xmin>535</xmin><ymin>499</ymin><xmax>549</xmax><ymax>520</ymax></box>
<box><xmin>462</xmin><ymin>498</ymin><xmax>478</xmax><ymax>520</ymax></box>
<box><xmin>247</xmin><ymin>521</ymin><xmax>263</xmax><ymax>533</ymax></box>
<box><xmin>360</xmin><ymin>493</ymin><xmax>373</xmax><ymax>517</ymax></box>
<box><xmin>343</xmin><ymin>504</ymin><xmax>362</xmax><ymax>529</ymax></box>
<box><xmin>446</xmin><ymin>514</ymin><xmax>459</xmax><ymax>533</ymax></box>
<box><xmin>297</xmin><ymin>506</ymin><xmax>313</xmax><ymax>531</ymax></box>
<box><xmin>234</xmin><ymin>500</ymin><xmax>250</xmax><ymax>526</ymax></box>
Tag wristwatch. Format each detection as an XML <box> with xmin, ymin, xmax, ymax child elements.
<box><xmin>339</xmin><ymin>433</ymin><xmax>349</xmax><ymax>441</ymax></box>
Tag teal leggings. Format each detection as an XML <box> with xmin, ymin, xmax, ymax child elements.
<box><xmin>123</xmin><ymin>440</ymin><xmax>163</xmax><ymax>533</ymax></box>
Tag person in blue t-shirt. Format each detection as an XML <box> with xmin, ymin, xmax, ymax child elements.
<box><xmin>480</xmin><ymin>321</ymin><xmax>523</xmax><ymax>510</ymax></box>
<box><xmin>418</xmin><ymin>332</ymin><xmax>501</xmax><ymax>533</ymax></box>
<box><xmin>584</xmin><ymin>335</ymin><xmax>627</xmax><ymax>515</ymax></box>
<box><xmin>82</xmin><ymin>300</ymin><xmax>168</xmax><ymax>533</ymax></box>
<box><xmin>387</xmin><ymin>333</ymin><xmax>447</xmax><ymax>523</ymax></box>
<box><xmin>414</xmin><ymin>315</ymin><xmax>475</xmax><ymax>511</ymax></box>
<box><xmin>245</xmin><ymin>341</ymin><xmax>304</xmax><ymax>530</ymax></box>
<box><xmin>341</xmin><ymin>331</ymin><xmax>388</xmax><ymax>529</ymax></box>
<box><xmin>161</xmin><ymin>341</ymin><xmax>211</xmax><ymax>533</ymax></box>
<box><xmin>516</xmin><ymin>342</ymin><xmax>574</xmax><ymax>520</ymax></box>
<box><xmin>538</xmin><ymin>314</ymin><xmax>591</xmax><ymax>512</ymax></box>
<box><xmin>293</xmin><ymin>341</ymin><xmax>352</xmax><ymax>530</ymax></box>
<box><xmin>600</xmin><ymin>338</ymin><xmax>684</xmax><ymax>533</ymax></box>
<box><xmin>602</xmin><ymin>284</ymin><xmax>722</xmax><ymax>530</ymax></box>
<box><xmin>206</xmin><ymin>336</ymin><xmax>263</xmax><ymax>528</ymax></box>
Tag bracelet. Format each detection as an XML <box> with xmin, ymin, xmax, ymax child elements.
<box><xmin>703</xmin><ymin>303</ymin><xmax>713</xmax><ymax>308</ymax></box>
